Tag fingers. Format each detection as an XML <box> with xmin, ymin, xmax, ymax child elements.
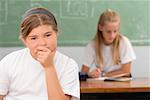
<box><xmin>36</xmin><ymin>48</ymin><xmax>50</xmax><ymax>61</ymax></box>
<box><xmin>96</xmin><ymin>68</ymin><xmax>101</xmax><ymax>72</ymax></box>
<box><xmin>36</xmin><ymin>46</ymin><xmax>56</xmax><ymax>56</ymax></box>
<box><xmin>90</xmin><ymin>73</ymin><xmax>99</xmax><ymax>78</ymax></box>
<box><xmin>37</xmin><ymin>46</ymin><xmax>49</xmax><ymax>52</ymax></box>
<box><xmin>37</xmin><ymin>49</ymin><xmax>50</xmax><ymax>56</ymax></box>
<box><xmin>35</xmin><ymin>46</ymin><xmax>56</xmax><ymax>67</ymax></box>
<box><xmin>92</xmin><ymin>74</ymin><xmax>99</xmax><ymax>78</ymax></box>
<box><xmin>89</xmin><ymin>68</ymin><xmax>102</xmax><ymax>78</ymax></box>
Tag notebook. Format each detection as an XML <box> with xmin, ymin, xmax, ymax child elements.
<box><xmin>87</xmin><ymin>73</ymin><xmax>132</xmax><ymax>82</ymax></box>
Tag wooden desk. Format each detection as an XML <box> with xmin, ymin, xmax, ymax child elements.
<box><xmin>80</xmin><ymin>78</ymin><xmax>150</xmax><ymax>93</ymax></box>
<box><xmin>80</xmin><ymin>78</ymin><xmax>150</xmax><ymax>99</ymax></box>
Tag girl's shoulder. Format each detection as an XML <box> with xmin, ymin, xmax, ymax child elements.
<box><xmin>119</xmin><ymin>35</ymin><xmax>133</xmax><ymax>50</ymax></box>
<box><xmin>55</xmin><ymin>51</ymin><xmax>77</xmax><ymax>64</ymax></box>
<box><xmin>86</xmin><ymin>39</ymin><xmax>95</xmax><ymax>48</ymax></box>
<box><xmin>120</xmin><ymin>35</ymin><xmax>131</xmax><ymax>45</ymax></box>
<box><xmin>0</xmin><ymin>48</ymin><xmax>28</xmax><ymax>62</ymax></box>
<box><xmin>0</xmin><ymin>48</ymin><xmax>29</xmax><ymax>70</ymax></box>
<box><xmin>54</xmin><ymin>51</ymin><xmax>78</xmax><ymax>71</ymax></box>
<box><xmin>55</xmin><ymin>51</ymin><xmax>68</xmax><ymax>60</ymax></box>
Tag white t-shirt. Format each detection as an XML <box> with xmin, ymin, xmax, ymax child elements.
<box><xmin>83</xmin><ymin>36</ymin><xmax>136</xmax><ymax>73</ymax></box>
<box><xmin>0</xmin><ymin>48</ymin><xmax>80</xmax><ymax>100</ymax></box>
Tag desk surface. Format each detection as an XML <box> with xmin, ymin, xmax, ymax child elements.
<box><xmin>80</xmin><ymin>78</ymin><xmax>150</xmax><ymax>93</ymax></box>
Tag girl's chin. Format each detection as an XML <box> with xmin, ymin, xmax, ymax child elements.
<box><xmin>104</xmin><ymin>41</ymin><xmax>113</xmax><ymax>45</ymax></box>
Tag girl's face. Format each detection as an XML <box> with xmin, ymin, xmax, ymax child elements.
<box><xmin>23</xmin><ymin>25</ymin><xmax>57</xmax><ymax>58</ymax></box>
<box><xmin>99</xmin><ymin>22</ymin><xmax>119</xmax><ymax>45</ymax></box>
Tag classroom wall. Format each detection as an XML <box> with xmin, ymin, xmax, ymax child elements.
<box><xmin>0</xmin><ymin>46</ymin><xmax>150</xmax><ymax>78</ymax></box>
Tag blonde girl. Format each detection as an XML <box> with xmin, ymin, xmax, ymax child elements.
<box><xmin>81</xmin><ymin>9</ymin><xmax>136</xmax><ymax>78</ymax></box>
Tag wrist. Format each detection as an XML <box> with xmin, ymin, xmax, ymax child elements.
<box><xmin>44</xmin><ymin>65</ymin><xmax>55</xmax><ymax>71</ymax></box>
<box><xmin>42</xmin><ymin>63</ymin><xmax>54</xmax><ymax>68</ymax></box>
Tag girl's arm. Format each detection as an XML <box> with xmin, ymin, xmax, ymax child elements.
<box><xmin>0</xmin><ymin>95</ymin><xmax>4</xmax><ymax>100</ymax></box>
<box><xmin>81</xmin><ymin>65</ymin><xmax>102</xmax><ymax>78</ymax></box>
<box><xmin>104</xmin><ymin>62</ymin><xmax>131</xmax><ymax>77</ymax></box>
<box><xmin>44</xmin><ymin>67</ymin><xmax>71</xmax><ymax>100</ymax></box>
<box><xmin>36</xmin><ymin>47</ymin><xmax>70</xmax><ymax>100</ymax></box>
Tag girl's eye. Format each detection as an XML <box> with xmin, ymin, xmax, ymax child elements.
<box><xmin>114</xmin><ymin>30</ymin><xmax>117</xmax><ymax>33</ymax></box>
<box><xmin>46</xmin><ymin>34</ymin><xmax>51</xmax><ymax>37</ymax></box>
<box><xmin>31</xmin><ymin>37</ymin><xmax>36</xmax><ymax>40</ymax></box>
<box><xmin>106</xmin><ymin>30</ymin><xmax>111</xmax><ymax>34</ymax></box>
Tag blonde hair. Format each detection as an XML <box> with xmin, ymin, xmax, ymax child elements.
<box><xmin>94</xmin><ymin>9</ymin><xmax>122</xmax><ymax>68</ymax></box>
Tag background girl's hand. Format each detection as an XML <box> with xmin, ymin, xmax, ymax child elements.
<box><xmin>88</xmin><ymin>68</ymin><xmax>102</xmax><ymax>78</ymax></box>
<box><xmin>36</xmin><ymin>46</ymin><xmax>55</xmax><ymax>68</ymax></box>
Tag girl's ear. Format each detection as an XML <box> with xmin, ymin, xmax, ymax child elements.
<box><xmin>98</xmin><ymin>24</ymin><xmax>103</xmax><ymax>31</ymax></box>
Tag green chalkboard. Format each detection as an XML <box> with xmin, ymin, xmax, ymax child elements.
<box><xmin>0</xmin><ymin>0</ymin><xmax>149</xmax><ymax>46</ymax></box>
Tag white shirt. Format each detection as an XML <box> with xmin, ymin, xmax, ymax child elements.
<box><xmin>83</xmin><ymin>36</ymin><xmax>136</xmax><ymax>73</ymax></box>
<box><xmin>0</xmin><ymin>48</ymin><xmax>80</xmax><ymax>100</ymax></box>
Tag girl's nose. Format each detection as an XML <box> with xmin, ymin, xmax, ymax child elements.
<box><xmin>39</xmin><ymin>38</ymin><xmax>46</xmax><ymax>46</ymax></box>
<box><xmin>110</xmin><ymin>32</ymin><xmax>115</xmax><ymax>38</ymax></box>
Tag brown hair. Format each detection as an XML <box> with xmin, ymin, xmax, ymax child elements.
<box><xmin>20</xmin><ymin>7</ymin><xmax>58</xmax><ymax>39</ymax></box>
<box><xmin>94</xmin><ymin>9</ymin><xmax>122</xmax><ymax>68</ymax></box>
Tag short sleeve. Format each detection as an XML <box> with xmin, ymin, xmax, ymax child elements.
<box><xmin>0</xmin><ymin>57</ymin><xmax>10</xmax><ymax>95</ymax></box>
<box><xmin>60</xmin><ymin>58</ymin><xmax>80</xmax><ymax>100</ymax></box>
<box><xmin>83</xmin><ymin>41</ymin><xmax>96</xmax><ymax>68</ymax></box>
<box><xmin>120</xmin><ymin>36</ymin><xmax>136</xmax><ymax>64</ymax></box>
